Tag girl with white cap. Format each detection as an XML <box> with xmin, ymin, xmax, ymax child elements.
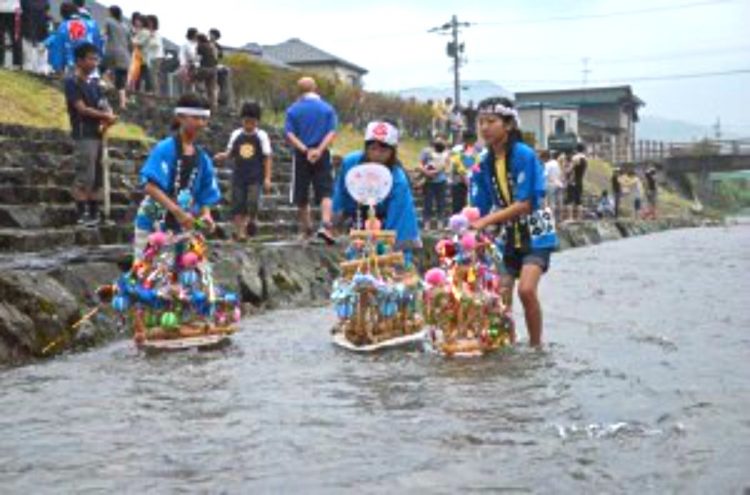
<box><xmin>332</xmin><ymin>120</ymin><xmax>421</xmax><ymax>257</ymax></box>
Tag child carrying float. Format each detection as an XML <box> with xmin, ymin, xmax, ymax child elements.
<box><xmin>100</xmin><ymin>94</ymin><xmax>240</xmax><ymax>351</ymax></box>
<box><xmin>330</xmin><ymin>121</ymin><xmax>424</xmax><ymax>351</ymax></box>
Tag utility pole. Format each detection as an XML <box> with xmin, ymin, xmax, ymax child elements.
<box><xmin>429</xmin><ymin>15</ymin><xmax>471</xmax><ymax>111</ymax></box>
<box><xmin>713</xmin><ymin>117</ymin><xmax>722</xmax><ymax>140</ymax></box>
<box><xmin>582</xmin><ymin>57</ymin><xmax>591</xmax><ymax>87</ymax></box>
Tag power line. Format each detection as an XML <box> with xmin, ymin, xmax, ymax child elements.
<box><xmin>476</xmin><ymin>0</ymin><xmax>732</xmax><ymax>26</ymax></box>
<box><xmin>495</xmin><ymin>67</ymin><xmax>750</xmax><ymax>85</ymax></box>
<box><xmin>326</xmin><ymin>0</ymin><xmax>732</xmax><ymax>43</ymax></box>
<box><xmin>470</xmin><ymin>43</ymin><xmax>750</xmax><ymax>67</ymax></box>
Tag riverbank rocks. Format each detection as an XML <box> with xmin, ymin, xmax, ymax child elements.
<box><xmin>0</xmin><ymin>240</ymin><xmax>341</xmax><ymax>365</ymax></box>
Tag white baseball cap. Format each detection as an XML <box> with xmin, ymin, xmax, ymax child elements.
<box><xmin>365</xmin><ymin>121</ymin><xmax>399</xmax><ymax>147</ymax></box>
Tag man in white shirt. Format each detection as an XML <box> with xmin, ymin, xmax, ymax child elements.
<box><xmin>177</xmin><ymin>27</ymin><xmax>199</xmax><ymax>92</ymax></box>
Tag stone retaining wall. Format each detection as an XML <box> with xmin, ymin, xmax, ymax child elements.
<box><xmin>0</xmin><ymin>217</ymin><xmax>713</xmax><ymax>366</ymax></box>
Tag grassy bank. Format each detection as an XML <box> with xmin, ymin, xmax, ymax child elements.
<box><xmin>584</xmin><ymin>157</ymin><xmax>692</xmax><ymax>216</ymax></box>
<box><xmin>0</xmin><ymin>69</ymin><xmax>148</xmax><ymax>142</ymax></box>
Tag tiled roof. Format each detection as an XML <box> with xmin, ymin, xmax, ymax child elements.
<box><xmin>261</xmin><ymin>38</ymin><xmax>367</xmax><ymax>75</ymax></box>
<box><xmin>515</xmin><ymin>86</ymin><xmax>645</xmax><ymax>107</ymax></box>
<box><xmin>226</xmin><ymin>44</ymin><xmax>295</xmax><ymax>70</ymax></box>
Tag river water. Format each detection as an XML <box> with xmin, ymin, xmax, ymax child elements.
<box><xmin>1</xmin><ymin>224</ymin><xmax>749</xmax><ymax>494</ymax></box>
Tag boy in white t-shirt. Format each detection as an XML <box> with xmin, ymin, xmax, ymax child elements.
<box><xmin>214</xmin><ymin>102</ymin><xmax>273</xmax><ymax>240</ymax></box>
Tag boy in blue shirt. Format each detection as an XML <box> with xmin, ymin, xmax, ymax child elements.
<box><xmin>470</xmin><ymin>97</ymin><xmax>558</xmax><ymax>346</ymax></box>
<box><xmin>134</xmin><ymin>93</ymin><xmax>221</xmax><ymax>257</ymax></box>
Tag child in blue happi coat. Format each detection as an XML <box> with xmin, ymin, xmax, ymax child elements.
<box><xmin>470</xmin><ymin>97</ymin><xmax>558</xmax><ymax>346</ymax></box>
<box><xmin>333</xmin><ymin>120</ymin><xmax>421</xmax><ymax>261</ymax></box>
<box><xmin>134</xmin><ymin>93</ymin><xmax>221</xmax><ymax>257</ymax></box>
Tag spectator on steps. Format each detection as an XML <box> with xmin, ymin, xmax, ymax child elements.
<box><xmin>209</xmin><ymin>28</ymin><xmax>229</xmax><ymax>106</ymax></box>
<box><xmin>20</xmin><ymin>0</ymin><xmax>50</xmax><ymax>74</ymax></box>
<box><xmin>128</xmin><ymin>13</ymin><xmax>150</xmax><ymax>92</ymax></box>
<box><xmin>195</xmin><ymin>33</ymin><xmax>218</xmax><ymax>110</ymax></box>
<box><xmin>177</xmin><ymin>27</ymin><xmax>198</xmax><ymax>93</ymax></box>
<box><xmin>64</xmin><ymin>42</ymin><xmax>117</xmax><ymax>226</ymax></box>
<box><xmin>419</xmin><ymin>134</ymin><xmax>450</xmax><ymax>230</ymax></box>
<box><xmin>284</xmin><ymin>76</ymin><xmax>338</xmax><ymax>244</ymax></box>
<box><xmin>102</xmin><ymin>5</ymin><xmax>129</xmax><ymax>109</ymax></box>
<box><xmin>214</xmin><ymin>102</ymin><xmax>273</xmax><ymax>241</ymax></box>
<box><xmin>144</xmin><ymin>15</ymin><xmax>163</xmax><ymax>96</ymax></box>
<box><xmin>0</xmin><ymin>0</ymin><xmax>22</xmax><ymax>69</ymax></box>
<box><xmin>45</xmin><ymin>1</ymin><xmax>98</xmax><ymax>74</ymax></box>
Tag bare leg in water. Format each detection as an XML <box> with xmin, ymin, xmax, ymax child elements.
<box><xmin>517</xmin><ymin>264</ymin><xmax>544</xmax><ymax>346</ymax></box>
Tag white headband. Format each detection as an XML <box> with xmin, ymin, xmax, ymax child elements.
<box><xmin>478</xmin><ymin>103</ymin><xmax>520</xmax><ymax>123</ymax></box>
<box><xmin>365</xmin><ymin>121</ymin><xmax>399</xmax><ymax>147</ymax></box>
<box><xmin>174</xmin><ymin>107</ymin><xmax>211</xmax><ymax>118</ymax></box>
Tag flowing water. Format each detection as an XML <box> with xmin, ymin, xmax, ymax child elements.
<box><xmin>1</xmin><ymin>224</ymin><xmax>749</xmax><ymax>494</ymax></box>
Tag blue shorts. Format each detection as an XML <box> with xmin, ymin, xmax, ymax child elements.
<box><xmin>502</xmin><ymin>249</ymin><xmax>552</xmax><ymax>279</ymax></box>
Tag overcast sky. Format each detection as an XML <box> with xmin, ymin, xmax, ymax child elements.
<box><xmin>115</xmin><ymin>0</ymin><xmax>750</xmax><ymax>135</ymax></box>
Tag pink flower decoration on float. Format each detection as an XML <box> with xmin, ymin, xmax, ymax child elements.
<box><xmin>448</xmin><ymin>214</ymin><xmax>469</xmax><ymax>234</ymax></box>
<box><xmin>461</xmin><ymin>232</ymin><xmax>477</xmax><ymax>251</ymax></box>
<box><xmin>181</xmin><ymin>252</ymin><xmax>199</xmax><ymax>268</ymax></box>
<box><xmin>424</xmin><ymin>268</ymin><xmax>448</xmax><ymax>286</ymax></box>
<box><xmin>147</xmin><ymin>231</ymin><xmax>168</xmax><ymax>248</ymax></box>
<box><xmin>462</xmin><ymin>206</ymin><xmax>481</xmax><ymax>223</ymax></box>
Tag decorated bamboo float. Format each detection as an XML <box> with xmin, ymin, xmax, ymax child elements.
<box><xmin>97</xmin><ymin>224</ymin><xmax>241</xmax><ymax>351</ymax></box>
<box><xmin>331</xmin><ymin>227</ymin><xmax>424</xmax><ymax>348</ymax></box>
<box><xmin>423</xmin><ymin>207</ymin><xmax>515</xmax><ymax>357</ymax></box>
<box><xmin>330</xmin><ymin>163</ymin><xmax>424</xmax><ymax>350</ymax></box>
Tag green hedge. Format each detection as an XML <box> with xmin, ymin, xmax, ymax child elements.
<box><xmin>225</xmin><ymin>53</ymin><xmax>433</xmax><ymax>138</ymax></box>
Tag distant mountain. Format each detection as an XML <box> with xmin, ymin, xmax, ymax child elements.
<box><xmin>397</xmin><ymin>80</ymin><xmax>513</xmax><ymax>105</ymax></box>
<box><xmin>637</xmin><ymin>115</ymin><xmax>719</xmax><ymax>142</ymax></box>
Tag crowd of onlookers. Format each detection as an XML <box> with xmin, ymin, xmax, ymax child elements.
<box><xmin>416</xmin><ymin>96</ymin><xmax>661</xmax><ymax>225</ymax></box>
<box><xmin>0</xmin><ymin>1</ymin><xmax>228</xmax><ymax>110</ymax></box>
<box><xmin>6</xmin><ymin>1</ymin><xmax>661</xmax><ymax>237</ymax></box>
<box><xmin>541</xmin><ymin>148</ymin><xmax>659</xmax><ymax>222</ymax></box>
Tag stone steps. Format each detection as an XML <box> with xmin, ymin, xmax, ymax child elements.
<box><xmin>0</xmin><ymin>218</ymin><xmax>305</xmax><ymax>253</ymax></box>
<box><xmin>0</xmin><ymin>121</ymin><xmax>434</xmax><ymax>254</ymax></box>
<box><xmin>0</xmin><ymin>224</ymin><xmax>133</xmax><ymax>252</ymax></box>
<box><xmin>0</xmin><ymin>165</ymin><xmax>294</xmax><ymax>195</ymax></box>
<box><xmin>0</xmin><ymin>185</ymin><xmax>134</xmax><ymax>205</ymax></box>
<box><xmin>0</xmin><ymin>204</ymin><xmax>132</xmax><ymax>229</ymax></box>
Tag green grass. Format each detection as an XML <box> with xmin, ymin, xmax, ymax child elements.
<box><xmin>0</xmin><ymin>69</ymin><xmax>149</xmax><ymax>142</ymax></box>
